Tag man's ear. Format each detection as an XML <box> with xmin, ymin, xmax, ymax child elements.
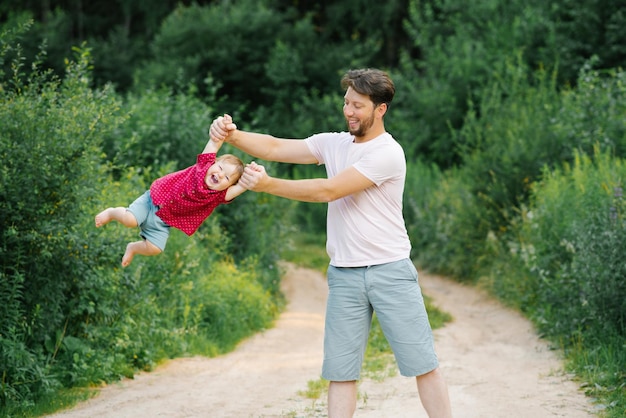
<box><xmin>376</xmin><ymin>102</ymin><xmax>388</xmax><ymax>118</ymax></box>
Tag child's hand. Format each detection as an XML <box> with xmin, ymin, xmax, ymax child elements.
<box><xmin>247</xmin><ymin>161</ymin><xmax>263</xmax><ymax>172</ymax></box>
<box><xmin>210</xmin><ymin>135</ymin><xmax>224</xmax><ymax>146</ymax></box>
<box><xmin>210</xmin><ymin>114</ymin><xmax>237</xmax><ymax>142</ymax></box>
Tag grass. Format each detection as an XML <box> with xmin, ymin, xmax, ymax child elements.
<box><xmin>3</xmin><ymin>387</ymin><xmax>98</xmax><ymax>418</ymax></box>
<box><xmin>566</xmin><ymin>334</ymin><xmax>626</xmax><ymax>418</ymax></box>
<box><xmin>281</xmin><ymin>232</ymin><xmax>330</xmax><ymax>273</ymax></box>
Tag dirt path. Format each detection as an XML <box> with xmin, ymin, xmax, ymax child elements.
<box><xmin>48</xmin><ymin>264</ymin><xmax>595</xmax><ymax>418</ymax></box>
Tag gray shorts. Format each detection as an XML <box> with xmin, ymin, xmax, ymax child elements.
<box><xmin>322</xmin><ymin>258</ymin><xmax>439</xmax><ymax>381</ymax></box>
<box><xmin>127</xmin><ymin>190</ymin><xmax>170</xmax><ymax>251</ymax></box>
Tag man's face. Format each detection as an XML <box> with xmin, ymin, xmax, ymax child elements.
<box><xmin>343</xmin><ymin>87</ymin><xmax>376</xmax><ymax>138</ymax></box>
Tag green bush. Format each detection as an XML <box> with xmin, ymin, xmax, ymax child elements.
<box><xmin>454</xmin><ymin>57</ymin><xmax>564</xmax><ymax>237</ymax></box>
<box><xmin>0</xmin><ymin>38</ymin><xmax>127</xmax><ymax>408</ymax></box>
<box><xmin>495</xmin><ymin>149</ymin><xmax>626</xmax><ymax>416</ymax></box>
<box><xmin>507</xmin><ymin>149</ymin><xmax>625</xmax><ymax>340</ymax></box>
<box><xmin>411</xmin><ymin>60</ymin><xmax>626</xmax><ymax>282</ymax></box>
<box><xmin>404</xmin><ymin>161</ymin><xmax>487</xmax><ymax>280</ymax></box>
<box><xmin>136</xmin><ymin>0</ymin><xmax>285</xmax><ymax>109</ymax></box>
<box><xmin>0</xmin><ymin>28</ymin><xmax>287</xmax><ymax>414</ymax></box>
<box><xmin>196</xmin><ymin>261</ymin><xmax>279</xmax><ymax>351</ymax></box>
<box><xmin>103</xmin><ymin>86</ymin><xmax>215</xmax><ymax>171</ymax></box>
<box><xmin>396</xmin><ymin>0</ymin><xmax>557</xmax><ymax>166</ymax></box>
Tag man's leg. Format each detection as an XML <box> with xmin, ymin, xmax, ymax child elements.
<box><xmin>328</xmin><ymin>380</ymin><xmax>357</xmax><ymax>418</ymax></box>
<box><xmin>415</xmin><ymin>367</ymin><xmax>452</xmax><ymax>418</ymax></box>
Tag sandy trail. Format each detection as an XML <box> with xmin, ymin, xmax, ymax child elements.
<box><xmin>48</xmin><ymin>263</ymin><xmax>595</xmax><ymax>418</ymax></box>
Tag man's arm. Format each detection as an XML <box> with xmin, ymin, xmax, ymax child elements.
<box><xmin>209</xmin><ymin>114</ymin><xmax>318</xmax><ymax>164</ymax></box>
<box><xmin>239</xmin><ymin>162</ymin><xmax>374</xmax><ymax>203</ymax></box>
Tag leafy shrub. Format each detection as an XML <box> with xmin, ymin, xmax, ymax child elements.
<box><xmin>552</xmin><ymin>62</ymin><xmax>626</xmax><ymax>158</ymax></box>
<box><xmin>507</xmin><ymin>149</ymin><xmax>625</xmax><ymax>340</ymax></box>
<box><xmin>103</xmin><ymin>86</ymin><xmax>215</xmax><ymax>171</ymax></box>
<box><xmin>454</xmin><ymin>57</ymin><xmax>564</xmax><ymax>237</ymax></box>
<box><xmin>549</xmin><ymin>0</ymin><xmax>626</xmax><ymax>86</ymax></box>
<box><xmin>397</xmin><ymin>0</ymin><xmax>557</xmax><ymax>166</ymax></box>
<box><xmin>0</xmin><ymin>27</ymin><xmax>287</xmax><ymax>415</ymax></box>
<box><xmin>404</xmin><ymin>161</ymin><xmax>486</xmax><ymax>280</ymax></box>
<box><xmin>136</xmin><ymin>0</ymin><xmax>285</xmax><ymax>109</ymax></box>
<box><xmin>414</xmin><ymin>60</ymin><xmax>626</xmax><ymax>283</ymax></box>
<box><xmin>493</xmin><ymin>149</ymin><xmax>626</xmax><ymax>416</ymax></box>
<box><xmin>0</xmin><ymin>37</ymin><xmax>127</xmax><ymax>408</ymax></box>
<box><xmin>196</xmin><ymin>261</ymin><xmax>279</xmax><ymax>351</ymax></box>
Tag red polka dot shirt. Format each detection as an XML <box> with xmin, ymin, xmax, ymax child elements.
<box><xmin>150</xmin><ymin>153</ymin><xmax>228</xmax><ymax>236</ymax></box>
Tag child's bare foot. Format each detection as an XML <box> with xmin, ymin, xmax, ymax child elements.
<box><xmin>122</xmin><ymin>243</ymin><xmax>135</xmax><ymax>267</ymax></box>
<box><xmin>95</xmin><ymin>208</ymin><xmax>114</xmax><ymax>227</ymax></box>
<box><xmin>121</xmin><ymin>240</ymin><xmax>161</xmax><ymax>267</ymax></box>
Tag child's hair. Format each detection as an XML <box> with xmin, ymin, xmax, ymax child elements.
<box><xmin>216</xmin><ymin>154</ymin><xmax>245</xmax><ymax>183</ymax></box>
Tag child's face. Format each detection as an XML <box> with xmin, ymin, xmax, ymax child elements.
<box><xmin>205</xmin><ymin>161</ymin><xmax>240</xmax><ymax>191</ymax></box>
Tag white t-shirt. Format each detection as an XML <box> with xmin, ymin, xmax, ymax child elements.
<box><xmin>305</xmin><ymin>131</ymin><xmax>411</xmax><ymax>267</ymax></box>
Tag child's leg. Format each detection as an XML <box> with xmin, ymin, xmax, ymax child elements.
<box><xmin>122</xmin><ymin>239</ymin><xmax>162</xmax><ymax>267</ymax></box>
<box><xmin>95</xmin><ymin>207</ymin><xmax>138</xmax><ymax>228</ymax></box>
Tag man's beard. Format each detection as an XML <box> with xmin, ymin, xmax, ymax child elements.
<box><xmin>347</xmin><ymin>112</ymin><xmax>375</xmax><ymax>137</ymax></box>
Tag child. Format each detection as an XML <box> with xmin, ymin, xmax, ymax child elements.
<box><xmin>95</xmin><ymin>135</ymin><xmax>246</xmax><ymax>267</ymax></box>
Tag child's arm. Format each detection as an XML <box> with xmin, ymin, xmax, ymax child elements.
<box><xmin>225</xmin><ymin>182</ymin><xmax>247</xmax><ymax>201</ymax></box>
<box><xmin>203</xmin><ymin>136</ymin><xmax>223</xmax><ymax>154</ymax></box>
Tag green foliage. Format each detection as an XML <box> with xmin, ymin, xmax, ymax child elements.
<box><xmin>549</xmin><ymin>0</ymin><xmax>626</xmax><ymax>85</ymax></box>
<box><xmin>409</xmin><ymin>61</ymin><xmax>626</xmax><ymax>282</ymax></box>
<box><xmin>396</xmin><ymin>0</ymin><xmax>556</xmax><ymax>166</ymax></box>
<box><xmin>555</xmin><ymin>62</ymin><xmax>626</xmax><ymax>157</ymax></box>
<box><xmin>281</xmin><ymin>232</ymin><xmax>329</xmax><ymax>274</ymax></box>
<box><xmin>405</xmin><ymin>161</ymin><xmax>487</xmax><ymax>279</ymax></box>
<box><xmin>507</xmin><ymin>150</ymin><xmax>625</xmax><ymax>340</ymax></box>
<box><xmin>104</xmin><ymin>86</ymin><xmax>215</xmax><ymax>171</ymax></box>
<box><xmin>0</xmin><ymin>27</ymin><xmax>287</xmax><ymax>415</ymax></box>
<box><xmin>0</xmin><ymin>37</ymin><xmax>126</xmax><ymax>409</ymax></box>
<box><xmin>568</xmin><ymin>335</ymin><xmax>626</xmax><ymax>418</ymax></box>
<box><xmin>491</xmin><ymin>149</ymin><xmax>626</xmax><ymax>416</ymax></box>
<box><xmin>454</xmin><ymin>57</ymin><xmax>563</xmax><ymax>235</ymax></box>
<box><xmin>4</xmin><ymin>1</ymin><xmax>626</xmax><ymax>167</ymax></box>
<box><xmin>136</xmin><ymin>0</ymin><xmax>285</xmax><ymax>108</ymax></box>
<box><xmin>196</xmin><ymin>261</ymin><xmax>279</xmax><ymax>351</ymax></box>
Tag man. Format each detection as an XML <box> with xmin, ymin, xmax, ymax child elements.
<box><xmin>210</xmin><ymin>68</ymin><xmax>452</xmax><ymax>418</ymax></box>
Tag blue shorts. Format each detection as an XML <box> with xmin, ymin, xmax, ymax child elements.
<box><xmin>127</xmin><ymin>190</ymin><xmax>170</xmax><ymax>251</ymax></box>
<box><xmin>322</xmin><ymin>259</ymin><xmax>439</xmax><ymax>381</ymax></box>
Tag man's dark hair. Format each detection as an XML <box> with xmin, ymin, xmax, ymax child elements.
<box><xmin>341</xmin><ymin>68</ymin><xmax>395</xmax><ymax>107</ymax></box>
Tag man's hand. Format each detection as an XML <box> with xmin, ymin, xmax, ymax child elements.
<box><xmin>238</xmin><ymin>161</ymin><xmax>268</xmax><ymax>191</ymax></box>
<box><xmin>209</xmin><ymin>114</ymin><xmax>237</xmax><ymax>143</ymax></box>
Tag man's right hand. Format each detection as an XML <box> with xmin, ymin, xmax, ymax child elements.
<box><xmin>209</xmin><ymin>114</ymin><xmax>237</xmax><ymax>142</ymax></box>
<box><xmin>239</xmin><ymin>161</ymin><xmax>268</xmax><ymax>192</ymax></box>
